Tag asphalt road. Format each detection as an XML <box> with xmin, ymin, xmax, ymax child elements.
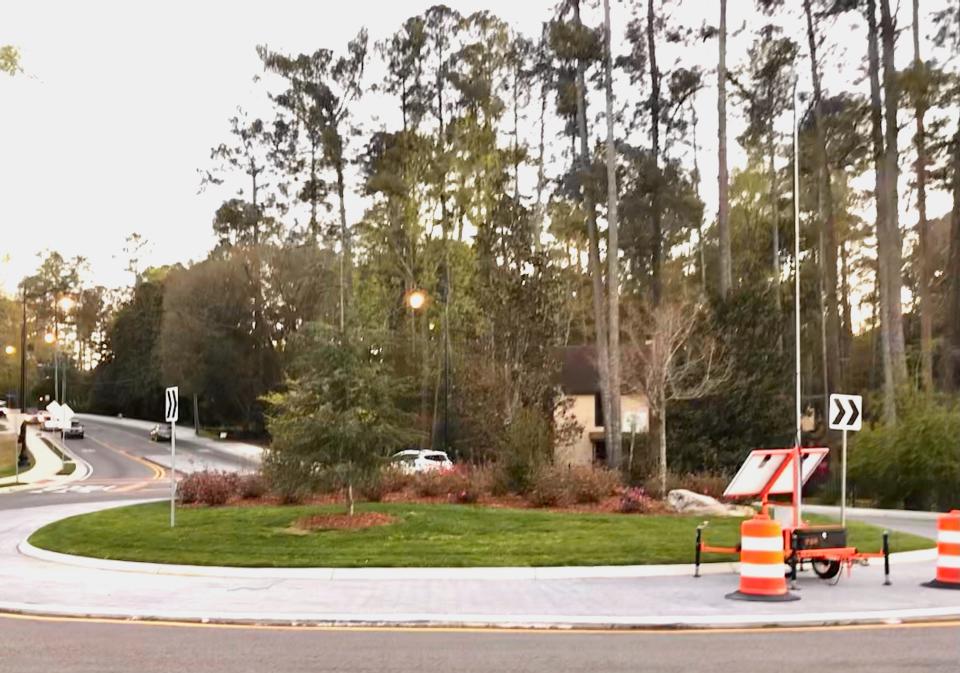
<box><xmin>0</xmin><ymin>617</ymin><xmax>957</xmax><ymax>673</ymax></box>
<box><xmin>0</xmin><ymin>418</ymin><xmax>252</xmax><ymax>511</ymax></box>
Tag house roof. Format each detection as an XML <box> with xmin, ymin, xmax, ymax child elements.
<box><xmin>557</xmin><ymin>345</ymin><xmax>602</xmax><ymax>395</ymax></box>
<box><xmin>557</xmin><ymin>344</ymin><xmax>647</xmax><ymax>396</ymax></box>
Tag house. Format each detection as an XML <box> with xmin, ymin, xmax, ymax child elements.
<box><xmin>555</xmin><ymin>345</ymin><xmax>650</xmax><ymax>466</ymax></box>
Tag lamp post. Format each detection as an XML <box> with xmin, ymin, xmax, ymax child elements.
<box><xmin>403</xmin><ymin>287</ymin><xmax>450</xmax><ymax>453</ymax></box>
<box><xmin>56</xmin><ymin>295</ymin><xmax>75</xmax><ymax>405</ymax></box>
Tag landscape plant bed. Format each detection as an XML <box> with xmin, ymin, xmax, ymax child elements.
<box><xmin>28</xmin><ymin>501</ymin><xmax>932</xmax><ymax>569</ymax></box>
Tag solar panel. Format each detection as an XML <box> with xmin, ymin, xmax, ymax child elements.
<box><xmin>723</xmin><ymin>448</ymin><xmax>829</xmax><ymax>498</ymax></box>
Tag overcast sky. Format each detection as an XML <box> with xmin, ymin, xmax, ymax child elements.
<box><xmin>1</xmin><ymin>1</ymin><xmax>954</xmax><ymax>301</ymax></box>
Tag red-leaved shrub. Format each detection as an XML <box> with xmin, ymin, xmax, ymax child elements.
<box><xmin>178</xmin><ymin>470</ymin><xmax>238</xmax><ymax>506</ymax></box>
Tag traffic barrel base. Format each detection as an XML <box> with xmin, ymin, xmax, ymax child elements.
<box><xmin>726</xmin><ymin>513</ymin><xmax>799</xmax><ymax>602</ymax></box>
<box><xmin>923</xmin><ymin>511</ymin><xmax>960</xmax><ymax>590</ymax></box>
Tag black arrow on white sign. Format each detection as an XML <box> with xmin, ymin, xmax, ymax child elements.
<box><xmin>828</xmin><ymin>393</ymin><xmax>862</xmax><ymax>432</ymax></box>
<box><xmin>165</xmin><ymin>386</ymin><xmax>179</xmax><ymax>423</ymax></box>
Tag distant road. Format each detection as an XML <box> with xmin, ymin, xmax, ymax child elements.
<box><xmin>0</xmin><ymin>417</ymin><xmax>253</xmax><ymax>512</ymax></box>
<box><xmin>0</xmin><ymin>617</ymin><xmax>957</xmax><ymax>673</ymax></box>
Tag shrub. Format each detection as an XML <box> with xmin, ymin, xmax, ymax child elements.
<box><xmin>849</xmin><ymin>400</ymin><xmax>960</xmax><ymax>510</ymax></box>
<box><xmin>238</xmin><ymin>473</ymin><xmax>267</xmax><ymax>500</ymax></box>
<box><xmin>414</xmin><ymin>468</ymin><xmax>470</xmax><ymax>498</ymax></box>
<box><xmin>357</xmin><ymin>470</ymin><xmax>388</xmax><ymax>502</ymax></box>
<box><xmin>178</xmin><ymin>470</ymin><xmax>238</xmax><ymax>506</ymax></box>
<box><xmin>642</xmin><ymin>471</ymin><xmax>728</xmax><ymax>499</ymax></box>
<box><xmin>566</xmin><ymin>466</ymin><xmax>623</xmax><ymax>504</ymax></box>
<box><xmin>496</xmin><ymin>407</ymin><xmax>554</xmax><ymax>494</ymax></box>
<box><xmin>262</xmin><ymin>451</ymin><xmax>316</xmax><ymax>505</ymax></box>
<box><xmin>526</xmin><ymin>465</ymin><xmax>569</xmax><ymax>507</ymax></box>
<box><xmin>618</xmin><ymin>487</ymin><xmax>657</xmax><ymax>514</ymax></box>
<box><xmin>379</xmin><ymin>465</ymin><xmax>413</xmax><ymax>494</ymax></box>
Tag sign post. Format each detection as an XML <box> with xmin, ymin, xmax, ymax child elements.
<box><xmin>165</xmin><ymin>386</ymin><xmax>179</xmax><ymax>528</ymax></box>
<box><xmin>828</xmin><ymin>393</ymin><xmax>863</xmax><ymax>526</ymax></box>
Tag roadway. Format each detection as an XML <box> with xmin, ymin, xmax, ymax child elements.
<box><xmin>0</xmin><ymin>617</ymin><xmax>957</xmax><ymax>673</ymax></box>
<box><xmin>0</xmin><ymin>417</ymin><xmax>253</xmax><ymax>511</ymax></box>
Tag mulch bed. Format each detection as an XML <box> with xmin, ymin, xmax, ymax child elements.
<box><xmin>213</xmin><ymin>489</ymin><xmax>672</xmax><ymax>515</ymax></box>
<box><xmin>294</xmin><ymin>511</ymin><xmax>397</xmax><ymax>531</ymax></box>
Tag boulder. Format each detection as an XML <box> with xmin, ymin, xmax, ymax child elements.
<box><xmin>666</xmin><ymin>489</ymin><xmax>754</xmax><ymax>518</ymax></box>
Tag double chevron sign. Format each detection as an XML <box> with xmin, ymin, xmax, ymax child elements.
<box><xmin>165</xmin><ymin>386</ymin><xmax>179</xmax><ymax>423</ymax></box>
<box><xmin>828</xmin><ymin>393</ymin><xmax>862</xmax><ymax>432</ymax></box>
<box><xmin>829</xmin><ymin>392</ymin><xmax>862</xmax><ymax>526</ymax></box>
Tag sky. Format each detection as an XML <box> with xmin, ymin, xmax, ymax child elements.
<box><xmin>1</xmin><ymin>0</ymin><xmax>955</xmax><ymax>308</ymax></box>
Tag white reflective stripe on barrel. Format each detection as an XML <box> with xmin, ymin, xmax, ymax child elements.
<box><xmin>938</xmin><ymin>555</ymin><xmax>960</xmax><ymax>569</ymax></box>
<box><xmin>938</xmin><ymin>530</ymin><xmax>960</xmax><ymax>544</ymax></box>
<box><xmin>739</xmin><ymin>563</ymin><xmax>788</xmax><ymax>579</ymax></box>
<box><xmin>740</xmin><ymin>536</ymin><xmax>783</xmax><ymax>552</ymax></box>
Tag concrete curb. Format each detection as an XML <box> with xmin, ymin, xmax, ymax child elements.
<box><xmin>16</xmin><ymin>537</ymin><xmax>740</xmax><ymax>580</ymax></box>
<box><xmin>1</xmin><ymin>602</ymin><xmax>959</xmax><ymax>631</ymax></box>
<box><xmin>802</xmin><ymin>504</ymin><xmax>944</xmax><ymax>521</ymax></box>
<box><xmin>18</xmin><ymin>537</ymin><xmax>936</xmax><ymax>581</ymax></box>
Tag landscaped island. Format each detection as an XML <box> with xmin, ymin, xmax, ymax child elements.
<box><xmin>28</xmin><ymin>502</ymin><xmax>932</xmax><ymax>568</ymax></box>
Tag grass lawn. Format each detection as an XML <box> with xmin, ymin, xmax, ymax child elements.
<box><xmin>27</xmin><ymin>502</ymin><xmax>934</xmax><ymax>568</ymax></box>
<box><xmin>0</xmin><ymin>434</ymin><xmax>18</xmax><ymax>479</ymax></box>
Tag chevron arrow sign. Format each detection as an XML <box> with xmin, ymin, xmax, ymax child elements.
<box><xmin>829</xmin><ymin>393</ymin><xmax>862</xmax><ymax>432</ymax></box>
<box><xmin>165</xmin><ymin>386</ymin><xmax>179</xmax><ymax>423</ymax></box>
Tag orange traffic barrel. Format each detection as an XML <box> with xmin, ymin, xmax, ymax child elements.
<box><xmin>727</xmin><ymin>513</ymin><xmax>799</xmax><ymax>602</ymax></box>
<box><xmin>924</xmin><ymin>510</ymin><xmax>960</xmax><ymax>590</ymax></box>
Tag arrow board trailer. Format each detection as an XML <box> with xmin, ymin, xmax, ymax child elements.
<box><xmin>696</xmin><ymin>447</ymin><xmax>892</xmax><ymax>585</ymax></box>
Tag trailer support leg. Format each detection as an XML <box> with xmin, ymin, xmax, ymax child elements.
<box><xmin>789</xmin><ymin>530</ymin><xmax>800</xmax><ymax>590</ymax></box>
<box><xmin>694</xmin><ymin>527</ymin><xmax>703</xmax><ymax>578</ymax></box>
<box><xmin>883</xmin><ymin>531</ymin><xmax>891</xmax><ymax>586</ymax></box>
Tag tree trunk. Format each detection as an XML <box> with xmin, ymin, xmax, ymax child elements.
<box><xmin>804</xmin><ymin>0</ymin><xmax>844</xmax><ymax>396</ymax></box>
<box><xmin>840</xmin><ymin>240</ymin><xmax>854</xmax><ymax>365</ymax></box>
<box><xmin>691</xmin><ymin>102</ymin><xmax>707</xmax><ymax>295</ymax></box>
<box><xmin>659</xmin><ymin>392</ymin><xmax>667</xmax><ymax>498</ymax></box>
<box><xmin>572</xmin><ymin>0</ymin><xmax>614</xmax><ymax>458</ymax></box>
<box><xmin>335</xmin><ymin>158</ymin><xmax>352</xmax><ymax>332</ymax></box>
<box><xmin>944</xmin><ymin>130</ymin><xmax>960</xmax><ymax>392</ymax></box>
<box><xmin>880</xmin><ymin>0</ymin><xmax>909</xmax><ymax>403</ymax></box>
<box><xmin>912</xmin><ymin>0</ymin><xmax>934</xmax><ymax>392</ymax></box>
<box><xmin>602</xmin><ymin>0</ymin><xmax>622</xmax><ymax>470</ymax></box>
<box><xmin>717</xmin><ymin>0</ymin><xmax>732</xmax><ymax>298</ymax></box>
<box><xmin>866</xmin><ymin>0</ymin><xmax>897</xmax><ymax>424</ymax></box>
<box><xmin>767</xmin><ymin>124</ymin><xmax>783</xmax><ymax>353</ymax></box>
<box><xmin>648</xmin><ymin>0</ymin><xmax>664</xmax><ymax>305</ymax></box>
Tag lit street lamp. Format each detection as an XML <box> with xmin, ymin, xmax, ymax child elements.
<box><xmin>406</xmin><ymin>289</ymin><xmax>427</xmax><ymax>312</ymax></box>
<box><xmin>4</xmin><ymin>345</ymin><xmax>14</xmax><ymax>356</ymax></box>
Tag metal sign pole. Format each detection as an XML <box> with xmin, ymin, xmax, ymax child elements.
<box><xmin>792</xmin><ymin>77</ymin><xmax>803</xmax><ymax>529</ymax></box>
<box><xmin>170</xmin><ymin>421</ymin><xmax>176</xmax><ymax>528</ymax></box>
<box><xmin>841</xmin><ymin>429</ymin><xmax>847</xmax><ymax>527</ymax></box>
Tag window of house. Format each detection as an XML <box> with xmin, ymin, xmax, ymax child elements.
<box><xmin>594</xmin><ymin>393</ymin><xmax>604</xmax><ymax>427</ymax></box>
<box><xmin>593</xmin><ymin>441</ymin><xmax>607</xmax><ymax>465</ymax></box>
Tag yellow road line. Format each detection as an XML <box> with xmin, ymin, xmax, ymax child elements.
<box><xmin>85</xmin><ymin>436</ymin><xmax>165</xmax><ymax>480</ymax></box>
<box><xmin>0</xmin><ymin>612</ymin><xmax>957</xmax><ymax>636</ymax></box>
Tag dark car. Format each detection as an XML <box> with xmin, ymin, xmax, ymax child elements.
<box><xmin>150</xmin><ymin>423</ymin><xmax>172</xmax><ymax>442</ymax></box>
<box><xmin>63</xmin><ymin>419</ymin><xmax>85</xmax><ymax>439</ymax></box>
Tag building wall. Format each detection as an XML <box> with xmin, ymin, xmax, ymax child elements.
<box><xmin>555</xmin><ymin>393</ymin><xmax>650</xmax><ymax>466</ymax></box>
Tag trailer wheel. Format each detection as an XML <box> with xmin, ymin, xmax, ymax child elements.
<box><xmin>812</xmin><ymin>559</ymin><xmax>841</xmax><ymax>580</ymax></box>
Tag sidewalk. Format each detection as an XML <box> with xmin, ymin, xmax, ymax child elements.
<box><xmin>0</xmin><ymin>424</ymin><xmax>68</xmax><ymax>490</ymax></box>
<box><xmin>3</xmin><ymin>500</ymin><xmax>959</xmax><ymax>630</ymax></box>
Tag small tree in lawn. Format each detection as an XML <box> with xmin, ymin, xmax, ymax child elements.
<box><xmin>624</xmin><ymin>300</ymin><xmax>730</xmax><ymax>497</ymax></box>
<box><xmin>264</xmin><ymin>326</ymin><xmax>418</xmax><ymax>515</ymax></box>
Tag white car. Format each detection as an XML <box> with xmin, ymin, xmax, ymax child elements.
<box><xmin>391</xmin><ymin>450</ymin><xmax>454</xmax><ymax>475</ymax></box>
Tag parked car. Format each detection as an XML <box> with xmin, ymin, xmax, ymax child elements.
<box><xmin>391</xmin><ymin>449</ymin><xmax>454</xmax><ymax>475</ymax></box>
<box><xmin>23</xmin><ymin>409</ymin><xmax>40</xmax><ymax>425</ymax></box>
<box><xmin>63</xmin><ymin>420</ymin><xmax>84</xmax><ymax>439</ymax></box>
<box><xmin>150</xmin><ymin>423</ymin><xmax>172</xmax><ymax>442</ymax></box>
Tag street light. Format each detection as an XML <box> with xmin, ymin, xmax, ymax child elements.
<box><xmin>4</xmin><ymin>345</ymin><xmax>14</xmax><ymax>356</ymax></box>
<box><xmin>406</xmin><ymin>289</ymin><xmax>427</xmax><ymax>312</ymax></box>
